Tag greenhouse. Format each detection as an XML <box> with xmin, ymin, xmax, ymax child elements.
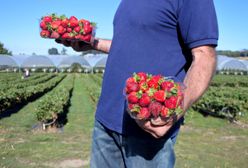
<box><xmin>57</xmin><ymin>56</ymin><xmax>91</xmax><ymax>73</ymax></box>
<box><xmin>217</xmin><ymin>55</ymin><xmax>248</xmax><ymax>74</ymax></box>
<box><xmin>93</xmin><ymin>55</ymin><xmax>108</xmax><ymax>73</ymax></box>
<box><xmin>0</xmin><ymin>55</ymin><xmax>19</xmax><ymax>71</ymax></box>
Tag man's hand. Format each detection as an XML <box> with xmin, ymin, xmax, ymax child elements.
<box><xmin>135</xmin><ymin>119</ymin><xmax>174</xmax><ymax>139</ymax></box>
<box><xmin>55</xmin><ymin>38</ymin><xmax>112</xmax><ymax>54</ymax></box>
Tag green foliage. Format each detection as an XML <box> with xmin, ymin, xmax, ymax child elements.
<box><xmin>0</xmin><ymin>42</ymin><xmax>12</xmax><ymax>55</ymax></box>
<box><xmin>0</xmin><ymin>75</ymin><xmax>65</xmax><ymax>113</ymax></box>
<box><xmin>35</xmin><ymin>75</ymin><xmax>74</xmax><ymax>124</ymax></box>
<box><xmin>48</xmin><ymin>47</ymin><xmax>59</xmax><ymax>55</ymax></box>
<box><xmin>193</xmin><ymin>75</ymin><xmax>248</xmax><ymax>121</ymax></box>
<box><xmin>217</xmin><ymin>49</ymin><xmax>248</xmax><ymax>57</ymax></box>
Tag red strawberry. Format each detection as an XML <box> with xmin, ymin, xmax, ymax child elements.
<box><xmin>81</xmin><ymin>34</ymin><xmax>91</xmax><ymax>42</ymax></box>
<box><xmin>127</xmin><ymin>92</ymin><xmax>139</xmax><ymax>104</ymax></box>
<box><xmin>74</xmin><ymin>26</ymin><xmax>82</xmax><ymax>33</ymax></box>
<box><xmin>126</xmin><ymin>82</ymin><xmax>139</xmax><ymax>94</ymax></box>
<box><xmin>67</xmin><ymin>27</ymin><xmax>72</xmax><ymax>33</ymax></box>
<box><xmin>75</xmin><ymin>34</ymin><xmax>83</xmax><ymax>40</ymax></box>
<box><xmin>154</xmin><ymin>90</ymin><xmax>166</xmax><ymax>102</ymax></box>
<box><xmin>40</xmin><ymin>30</ymin><xmax>50</xmax><ymax>38</ymax></box>
<box><xmin>51</xmin><ymin>20</ymin><xmax>61</xmax><ymax>30</ymax></box>
<box><xmin>83</xmin><ymin>25</ymin><xmax>93</xmax><ymax>34</ymax></box>
<box><xmin>137</xmin><ymin>72</ymin><xmax>147</xmax><ymax>82</ymax></box>
<box><xmin>61</xmin><ymin>18</ymin><xmax>69</xmax><ymax>27</ymax></box>
<box><xmin>80</xmin><ymin>19</ymin><xmax>91</xmax><ymax>27</ymax></box>
<box><xmin>57</xmin><ymin>26</ymin><xmax>66</xmax><ymax>34</ymax></box>
<box><xmin>69</xmin><ymin>16</ymin><xmax>79</xmax><ymax>28</ymax></box>
<box><xmin>148</xmin><ymin>101</ymin><xmax>162</xmax><ymax>118</ymax></box>
<box><xmin>147</xmin><ymin>75</ymin><xmax>162</xmax><ymax>89</ymax></box>
<box><xmin>161</xmin><ymin>81</ymin><xmax>174</xmax><ymax>91</ymax></box>
<box><xmin>137</xmin><ymin>108</ymin><xmax>150</xmax><ymax>120</ymax></box>
<box><xmin>139</xmin><ymin>81</ymin><xmax>148</xmax><ymax>92</ymax></box>
<box><xmin>126</xmin><ymin>77</ymin><xmax>136</xmax><ymax>84</ymax></box>
<box><xmin>164</xmin><ymin>96</ymin><xmax>178</xmax><ymax>109</ymax></box>
<box><xmin>50</xmin><ymin>31</ymin><xmax>60</xmax><ymax>38</ymax></box>
<box><xmin>42</xmin><ymin>16</ymin><xmax>52</xmax><ymax>23</ymax></box>
<box><xmin>160</xmin><ymin>106</ymin><xmax>169</xmax><ymax>117</ymax></box>
<box><xmin>62</xmin><ymin>32</ymin><xmax>70</xmax><ymax>39</ymax></box>
<box><xmin>40</xmin><ymin>21</ymin><xmax>47</xmax><ymax>30</ymax></box>
<box><xmin>139</xmin><ymin>94</ymin><xmax>151</xmax><ymax>107</ymax></box>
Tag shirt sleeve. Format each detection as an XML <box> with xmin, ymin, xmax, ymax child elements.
<box><xmin>178</xmin><ymin>0</ymin><xmax>219</xmax><ymax>49</ymax></box>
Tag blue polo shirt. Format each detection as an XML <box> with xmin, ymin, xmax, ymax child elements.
<box><xmin>95</xmin><ymin>0</ymin><xmax>218</xmax><ymax>136</ymax></box>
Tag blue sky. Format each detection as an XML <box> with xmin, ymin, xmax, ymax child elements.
<box><xmin>0</xmin><ymin>0</ymin><xmax>247</xmax><ymax>55</ymax></box>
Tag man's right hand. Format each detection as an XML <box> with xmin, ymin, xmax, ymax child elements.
<box><xmin>55</xmin><ymin>39</ymin><xmax>94</xmax><ymax>52</ymax></box>
<box><xmin>55</xmin><ymin>38</ymin><xmax>112</xmax><ymax>54</ymax></box>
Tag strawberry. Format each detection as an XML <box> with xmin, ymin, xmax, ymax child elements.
<box><xmin>164</xmin><ymin>96</ymin><xmax>178</xmax><ymax>109</ymax></box>
<box><xmin>147</xmin><ymin>75</ymin><xmax>162</xmax><ymax>89</ymax></box>
<box><xmin>148</xmin><ymin>101</ymin><xmax>162</xmax><ymax>118</ymax></box>
<box><xmin>137</xmin><ymin>72</ymin><xmax>147</xmax><ymax>82</ymax></box>
<box><xmin>57</xmin><ymin>26</ymin><xmax>66</xmax><ymax>34</ymax></box>
<box><xmin>83</xmin><ymin>25</ymin><xmax>93</xmax><ymax>34</ymax></box>
<box><xmin>81</xmin><ymin>34</ymin><xmax>91</xmax><ymax>42</ymax></box>
<box><xmin>161</xmin><ymin>81</ymin><xmax>174</xmax><ymax>92</ymax></box>
<box><xmin>154</xmin><ymin>90</ymin><xmax>166</xmax><ymax>102</ymax></box>
<box><xmin>51</xmin><ymin>20</ymin><xmax>61</xmax><ymax>30</ymax></box>
<box><xmin>61</xmin><ymin>18</ymin><xmax>69</xmax><ymax>27</ymax></box>
<box><xmin>40</xmin><ymin>21</ymin><xmax>47</xmax><ymax>30</ymax></box>
<box><xmin>62</xmin><ymin>32</ymin><xmax>70</xmax><ymax>39</ymax></box>
<box><xmin>74</xmin><ymin>26</ymin><xmax>82</xmax><ymax>33</ymax></box>
<box><xmin>127</xmin><ymin>92</ymin><xmax>139</xmax><ymax>104</ymax></box>
<box><xmin>42</xmin><ymin>16</ymin><xmax>52</xmax><ymax>23</ymax></box>
<box><xmin>126</xmin><ymin>82</ymin><xmax>139</xmax><ymax>94</ymax></box>
<box><xmin>67</xmin><ymin>27</ymin><xmax>72</xmax><ymax>33</ymax></box>
<box><xmin>80</xmin><ymin>19</ymin><xmax>91</xmax><ymax>27</ymax></box>
<box><xmin>50</xmin><ymin>31</ymin><xmax>60</xmax><ymax>39</ymax></box>
<box><xmin>40</xmin><ymin>30</ymin><xmax>50</xmax><ymax>38</ymax></box>
<box><xmin>137</xmin><ymin>108</ymin><xmax>150</xmax><ymax>120</ymax></box>
<box><xmin>160</xmin><ymin>106</ymin><xmax>169</xmax><ymax>117</ymax></box>
<box><xmin>139</xmin><ymin>94</ymin><xmax>151</xmax><ymax>107</ymax></box>
<box><xmin>69</xmin><ymin>16</ymin><xmax>79</xmax><ymax>28</ymax></box>
<box><xmin>126</xmin><ymin>77</ymin><xmax>136</xmax><ymax>84</ymax></box>
<box><xmin>139</xmin><ymin>81</ymin><xmax>148</xmax><ymax>92</ymax></box>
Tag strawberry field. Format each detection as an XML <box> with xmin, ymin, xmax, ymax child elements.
<box><xmin>0</xmin><ymin>73</ymin><xmax>247</xmax><ymax>168</ymax></box>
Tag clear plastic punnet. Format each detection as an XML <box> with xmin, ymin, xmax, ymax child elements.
<box><xmin>40</xmin><ymin>14</ymin><xmax>96</xmax><ymax>43</ymax></box>
<box><xmin>124</xmin><ymin>72</ymin><xmax>186</xmax><ymax>126</ymax></box>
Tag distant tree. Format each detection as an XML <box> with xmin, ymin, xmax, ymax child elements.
<box><xmin>61</xmin><ymin>48</ymin><xmax>67</xmax><ymax>55</ymax></box>
<box><xmin>32</xmin><ymin>52</ymin><xmax>37</xmax><ymax>55</ymax></box>
<box><xmin>0</xmin><ymin>42</ymin><xmax>12</xmax><ymax>55</ymax></box>
<box><xmin>48</xmin><ymin>48</ymin><xmax>59</xmax><ymax>55</ymax></box>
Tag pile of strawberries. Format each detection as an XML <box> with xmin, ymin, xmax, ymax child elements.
<box><xmin>125</xmin><ymin>72</ymin><xmax>184</xmax><ymax>121</ymax></box>
<box><xmin>40</xmin><ymin>14</ymin><xmax>95</xmax><ymax>42</ymax></box>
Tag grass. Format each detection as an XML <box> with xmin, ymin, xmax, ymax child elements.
<box><xmin>0</xmin><ymin>74</ymin><xmax>247</xmax><ymax>168</ymax></box>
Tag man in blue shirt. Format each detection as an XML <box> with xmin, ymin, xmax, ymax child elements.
<box><xmin>57</xmin><ymin>0</ymin><xmax>218</xmax><ymax>167</ymax></box>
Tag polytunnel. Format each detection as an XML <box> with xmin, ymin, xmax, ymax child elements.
<box><xmin>0</xmin><ymin>55</ymin><xmax>19</xmax><ymax>68</ymax></box>
<box><xmin>21</xmin><ymin>55</ymin><xmax>55</xmax><ymax>68</ymax></box>
<box><xmin>217</xmin><ymin>55</ymin><xmax>248</xmax><ymax>71</ymax></box>
<box><xmin>94</xmin><ymin>55</ymin><xmax>108</xmax><ymax>68</ymax></box>
<box><xmin>57</xmin><ymin>56</ymin><xmax>91</xmax><ymax>68</ymax></box>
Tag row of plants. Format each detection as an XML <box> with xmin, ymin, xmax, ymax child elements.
<box><xmin>84</xmin><ymin>74</ymin><xmax>101</xmax><ymax>103</ymax></box>
<box><xmin>210</xmin><ymin>75</ymin><xmax>248</xmax><ymax>87</ymax></box>
<box><xmin>0</xmin><ymin>74</ymin><xmax>66</xmax><ymax>113</ymax></box>
<box><xmin>0</xmin><ymin>73</ymin><xmax>47</xmax><ymax>85</ymax></box>
<box><xmin>193</xmin><ymin>85</ymin><xmax>248</xmax><ymax>122</ymax></box>
<box><xmin>0</xmin><ymin>74</ymin><xmax>56</xmax><ymax>91</ymax></box>
<box><xmin>35</xmin><ymin>75</ymin><xmax>75</xmax><ymax>129</ymax></box>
